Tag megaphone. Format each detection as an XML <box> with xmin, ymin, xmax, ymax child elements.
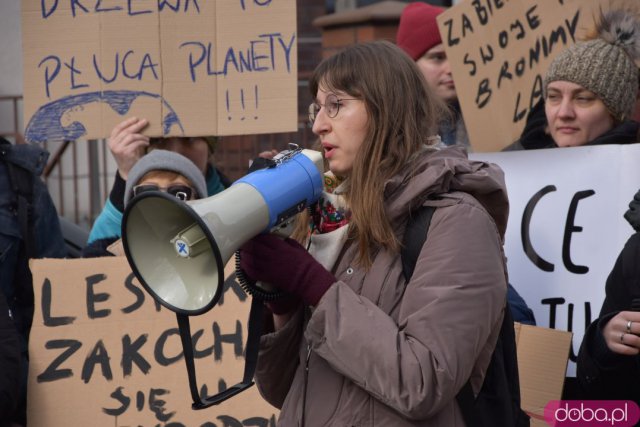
<box><xmin>121</xmin><ymin>144</ymin><xmax>324</xmax><ymax>409</ymax></box>
<box><xmin>121</xmin><ymin>145</ymin><xmax>324</xmax><ymax>315</ymax></box>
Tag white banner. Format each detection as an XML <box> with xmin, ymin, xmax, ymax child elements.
<box><xmin>471</xmin><ymin>144</ymin><xmax>639</xmax><ymax>375</ymax></box>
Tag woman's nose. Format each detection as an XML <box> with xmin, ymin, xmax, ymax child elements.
<box><xmin>442</xmin><ymin>59</ymin><xmax>452</xmax><ymax>76</ymax></box>
<box><xmin>557</xmin><ymin>98</ymin><xmax>576</xmax><ymax>119</ymax></box>
<box><xmin>312</xmin><ymin>108</ymin><xmax>330</xmax><ymax>135</ymax></box>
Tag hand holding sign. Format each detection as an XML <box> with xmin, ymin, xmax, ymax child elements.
<box><xmin>108</xmin><ymin>117</ymin><xmax>149</xmax><ymax>179</ymax></box>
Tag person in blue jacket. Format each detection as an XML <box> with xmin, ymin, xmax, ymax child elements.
<box><xmin>86</xmin><ymin>117</ymin><xmax>230</xmax><ymax>245</ymax></box>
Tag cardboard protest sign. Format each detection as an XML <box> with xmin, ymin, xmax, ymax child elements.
<box><xmin>514</xmin><ymin>323</ymin><xmax>572</xmax><ymax>426</ymax></box>
<box><xmin>22</xmin><ymin>0</ymin><xmax>297</xmax><ymax>142</ymax></box>
<box><xmin>28</xmin><ymin>257</ymin><xmax>278</xmax><ymax>426</ymax></box>
<box><xmin>471</xmin><ymin>144</ymin><xmax>640</xmax><ymax>375</ymax></box>
<box><xmin>438</xmin><ymin>0</ymin><xmax>604</xmax><ymax>152</ymax></box>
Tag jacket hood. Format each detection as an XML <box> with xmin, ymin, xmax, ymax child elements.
<box><xmin>384</xmin><ymin>146</ymin><xmax>509</xmax><ymax>239</ymax></box>
<box><xmin>585</xmin><ymin>120</ymin><xmax>640</xmax><ymax>146</ymax></box>
<box><xmin>517</xmin><ymin>98</ymin><xmax>554</xmax><ymax>150</ymax></box>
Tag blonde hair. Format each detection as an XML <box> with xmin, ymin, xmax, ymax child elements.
<box><xmin>309</xmin><ymin>41</ymin><xmax>444</xmax><ymax>267</ymax></box>
<box><xmin>138</xmin><ymin>170</ymin><xmax>188</xmax><ymax>184</ymax></box>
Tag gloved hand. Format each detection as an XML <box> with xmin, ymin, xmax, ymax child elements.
<box><xmin>265</xmin><ymin>294</ymin><xmax>301</xmax><ymax>315</ymax></box>
<box><xmin>239</xmin><ymin>234</ymin><xmax>336</xmax><ymax>307</ymax></box>
<box><xmin>624</xmin><ymin>189</ymin><xmax>640</xmax><ymax>232</ymax></box>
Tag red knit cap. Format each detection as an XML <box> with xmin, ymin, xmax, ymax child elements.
<box><xmin>396</xmin><ymin>2</ymin><xmax>445</xmax><ymax>61</ymax></box>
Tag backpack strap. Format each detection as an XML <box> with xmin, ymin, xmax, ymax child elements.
<box><xmin>401</xmin><ymin>205</ymin><xmax>479</xmax><ymax>427</ymax></box>
<box><xmin>401</xmin><ymin>205</ymin><xmax>435</xmax><ymax>283</ymax></box>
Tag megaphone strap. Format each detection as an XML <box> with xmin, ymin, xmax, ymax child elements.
<box><xmin>176</xmin><ymin>297</ymin><xmax>264</xmax><ymax>409</ymax></box>
<box><xmin>176</xmin><ymin>314</ymin><xmax>200</xmax><ymax>404</ymax></box>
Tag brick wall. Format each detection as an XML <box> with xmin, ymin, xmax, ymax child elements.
<box><xmin>314</xmin><ymin>1</ymin><xmax>405</xmax><ymax>58</ymax></box>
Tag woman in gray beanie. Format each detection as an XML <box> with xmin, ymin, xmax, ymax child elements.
<box><xmin>123</xmin><ymin>149</ymin><xmax>207</xmax><ymax>207</ymax></box>
<box><xmin>506</xmin><ymin>7</ymin><xmax>640</xmax><ymax>150</ymax></box>
<box><xmin>82</xmin><ymin>150</ymin><xmax>207</xmax><ymax>257</ymax></box>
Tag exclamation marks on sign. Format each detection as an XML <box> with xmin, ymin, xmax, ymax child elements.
<box><xmin>226</xmin><ymin>85</ymin><xmax>259</xmax><ymax>121</ymax></box>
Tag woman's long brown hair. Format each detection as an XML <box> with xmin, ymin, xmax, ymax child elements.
<box><xmin>308</xmin><ymin>41</ymin><xmax>444</xmax><ymax>267</ymax></box>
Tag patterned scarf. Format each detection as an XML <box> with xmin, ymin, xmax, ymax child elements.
<box><xmin>310</xmin><ymin>172</ymin><xmax>350</xmax><ymax>234</ymax></box>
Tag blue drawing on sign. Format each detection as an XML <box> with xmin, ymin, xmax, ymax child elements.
<box><xmin>24</xmin><ymin>90</ymin><xmax>184</xmax><ymax>143</ymax></box>
<box><xmin>226</xmin><ymin>85</ymin><xmax>259</xmax><ymax>121</ymax></box>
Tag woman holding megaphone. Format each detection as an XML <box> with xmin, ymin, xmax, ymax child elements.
<box><xmin>239</xmin><ymin>41</ymin><xmax>512</xmax><ymax>427</ymax></box>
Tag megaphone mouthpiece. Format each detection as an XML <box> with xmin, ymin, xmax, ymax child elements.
<box><xmin>172</xmin><ymin>223</ymin><xmax>209</xmax><ymax>258</ymax></box>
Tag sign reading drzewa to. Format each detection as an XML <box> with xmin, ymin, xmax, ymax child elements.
<box><xmin>22</xmin><ymin>0</ymin><xmax>297</xmax><ymax>142</ymax></box>
<box><xmin>28</xmin><ymin>257</ymin><xmax>278</xmax><ymax>426</ymax></box>
<box><xmin>438</xmin><ymin>0</ymin><xmax>604</xmax><ymax>152</ymax></box>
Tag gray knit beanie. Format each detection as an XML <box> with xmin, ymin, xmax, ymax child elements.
<box><xmin>124</xmin><ymin>150</ymin><xmax>207</xmax><ymax>206</ymax></box>
<box><xmin>544</xmin><ymin>9</ymin><xmax>640</xmax><ymax>121</ymax></box>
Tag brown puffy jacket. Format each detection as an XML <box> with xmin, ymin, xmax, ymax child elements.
<box><xmin>255</xmin><ymin>146</ymin><xmax>509</xmax><ymax>426</ymax></box>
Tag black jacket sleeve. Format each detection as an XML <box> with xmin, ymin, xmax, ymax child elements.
<box><xmin>624</xmin><ymin>189</ymin><xmax>640</xmax><ymax>232</ymax></box>
<box><xmin>576</xmin><ymin>233</ymin><xmax>640</xmax><ymax>400</ymax></box>
<box><xmin>109</xmin><ymin>171</ymin><xmax>127</xmax><ymax>213</ymax></box>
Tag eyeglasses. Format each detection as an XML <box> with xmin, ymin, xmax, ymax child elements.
<box><xmin>308</xmin><ymin>93</ymin><xmax>358</xmax><ymax>124</ymax></box>
<box><xmin>132</xmin><ymin>184</ymin><xmax>195</xmax><ymax>201</ymax></box>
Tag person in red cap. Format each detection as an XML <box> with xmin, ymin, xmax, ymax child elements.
<box><xmin>397</xmin><ymin>2</ymin><xmax>471</xmax><ymax>151</ymax></box>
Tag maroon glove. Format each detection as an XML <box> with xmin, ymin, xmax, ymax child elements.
<box><xmin>265</xmin><ymin>295</ymin><xmax>301</xmax><ymax>315</ymax></box>
<box><xmin>239</xmin><ymin>234</ymin><xmax>336</xmax><ymax>307</ymax></box>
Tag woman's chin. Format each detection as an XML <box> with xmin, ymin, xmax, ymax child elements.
<box><xmin>554</xmin><ymin>136</ymin><xmax>587</xmax><ymax>148</ymax></box>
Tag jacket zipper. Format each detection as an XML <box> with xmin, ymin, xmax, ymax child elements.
<box><xmin>301</xmin><ymin>343</ymin><xmax>312</xmax><ymax>427</ymax></box>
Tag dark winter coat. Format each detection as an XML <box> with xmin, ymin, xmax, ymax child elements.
<box><xmin>0</xmin><ymin>291</ymin><xmax>20</xmax><ymax>427</ymax></box>
<box><xmin>0</xmin><ymin>138</ymin><xmax>67</xmax><ymax>425</ymax></box>
<box><xmin>576</xmin><ymin>232</ymin><xmax>640</xmax><ymax>402</ymax></box>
